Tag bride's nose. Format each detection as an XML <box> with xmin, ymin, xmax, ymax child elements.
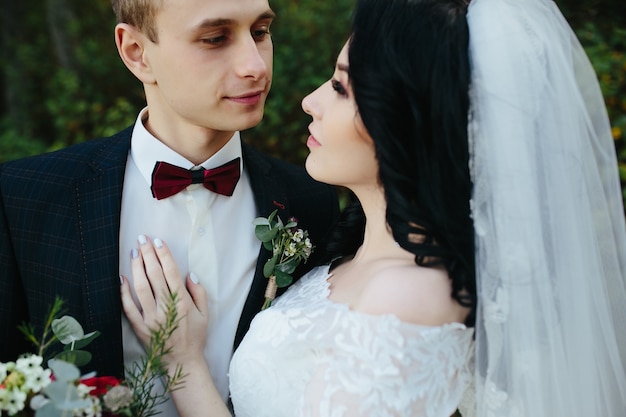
<box><xmin>301</xmin><ymin>84</ymin><xmax>324</xmax><ymax>118</ymax></box>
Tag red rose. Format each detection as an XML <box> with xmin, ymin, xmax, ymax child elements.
<box><xmin>81</xmin><ymin>376</ymin><xmax>121</xmax><ymax>397</ymax></box>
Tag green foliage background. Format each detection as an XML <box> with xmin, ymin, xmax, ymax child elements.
<box><xmin>0</xmin><ymin>0</ymin><xmax>624</xmax><ymax>207</ymax></box>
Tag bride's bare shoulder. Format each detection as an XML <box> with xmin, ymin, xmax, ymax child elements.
<box><xmin>354</xmin><ymin>262</ymin><xmax>469</xmax><ymax>327</ymax></box>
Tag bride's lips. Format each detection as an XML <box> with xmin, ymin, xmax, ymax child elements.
<box><xmin>226</xmin><ymin>90</ymin><xmax>264</xmax><ymax>105</ymax></box>
<box><xmin>306</xmin><ymin>134</ymin><xmax>321</xmax><ymax>148</ymax></box>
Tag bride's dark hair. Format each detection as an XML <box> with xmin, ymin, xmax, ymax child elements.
<box><xmin>326</xmin><ymin>0</ymin><xmax>476</xmax><ymax>326</ymax></box>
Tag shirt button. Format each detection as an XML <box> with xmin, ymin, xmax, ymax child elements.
<box><xmin>198</xmin><ymin>227</ymin><xmax>206</xmax><ymax>236</ymax></box>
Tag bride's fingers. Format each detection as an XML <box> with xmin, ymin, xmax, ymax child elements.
<box><xmin>187</xmin><ymin>272</ymin><xmax>209</xmax><ymax>317</ymax></box>
<box><xmin>152</xmin><ymin>237</ymin><xmax>187</xmax><ymax>303</ymax></box>
<box><xmin>129</xmin><ymin>243</ymin><xmax>158</xmax><ymax>319</ymax></box>
<box><xmin>120</xmin><ymin>275</ymin><xmax>151</xmax><ymax>343</ymax></box>
<box><xmin>136</xmin><ymin>234</ymin><xmax>169</xmax><ymax>302</ymax></box>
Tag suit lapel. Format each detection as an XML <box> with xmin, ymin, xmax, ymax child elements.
<box><xmin>70</xmin><ymin>135</ymin><xmax>292</xmax><ymax>362</ymax></box>
<box><xmin>74</xmin><ymin>128</ymin><xmax>131</xmax><ymax>376</ymax></box>
<box><xmin>234</xmin><ymin>144</ymin><xmax>292</xmax><ymax>349</ymax></box>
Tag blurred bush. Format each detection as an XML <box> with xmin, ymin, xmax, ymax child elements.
<box><xmin>0</xmin><ymin>0</ymin><xmax>352</xmax><ymax>163</ymax></box>
<box><xmin>0</xmin><ymin>0</ymin><xmax>624</xmax><ymax>208</ymax></box>
<box><xmin>244</xmin><ymin>1</ymin><xmax>352</xmax><ymax>162</ymax></box>
<box><xmin>577</xmin><ymin>24</ymin><xmax>626</xmax><ymax>202</ymax></box>
<box><xmin>557</xmin><ymin>0</ymin><xmax>626</xmax><ymax>205</ymax></box>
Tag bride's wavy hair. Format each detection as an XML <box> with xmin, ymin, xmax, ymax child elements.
<box><xmin>327</xmin><ymin>0</ymin><xmax>476</xmax><ymax>325</ymax></box>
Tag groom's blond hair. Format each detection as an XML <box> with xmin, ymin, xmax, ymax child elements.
<box><xmin>110</xmin><ymin>0</ymin><xmax>163</xmax><ymax>42</ymax></box>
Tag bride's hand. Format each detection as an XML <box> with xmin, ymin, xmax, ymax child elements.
<box><xmin>120</xmin><ymin>235</ymin><xmax>209</xmax><ymax>368</ymax></box>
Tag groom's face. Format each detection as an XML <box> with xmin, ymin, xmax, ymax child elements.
<box><xmin>144</xmin><ymin>0</ymin><xmax>275</xmax><ymax>134</ymax></box>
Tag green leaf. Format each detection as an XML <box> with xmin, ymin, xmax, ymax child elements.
<box><xmin>67</xmin><ymin>330</ymin><xmax>100</xmax><ymax>350</ymax></box>
<box><xmin>35</xmin><ymin>401</ymin><xmax>64</xmax><ymax>417</ymax></box>
<box><xmin>263</xmin><ymin>241</ymin><xmax>273</xmax><ymax>251</ymax></box>
<box><xmin>43</xmin><ymin>381</ymin><xmax>92</xmax><ymax>410</ymax></box>
<box><xmin>47</xmin><ymin>359</ymin><xmax>81</xmax><ymax>382</ymax></box>
<box><xmin>275</xmin><ymin>216</ymin><xmax>284</xmax><ymax>228</ymax></box>
<box><xmin>276</xmin><ymin>257</ymin><xmax>299</xmax><ymax>274</ymax></box>
<box><xmin>55</xmin><ymin>349</ymin><xmax>93</xmax><ymax>367</ymax></box>
<box><xmin>284</xmin><ymin>221</ymin><xmax>297</xmax><ymax>229</ymax></box>
<box><xmin>275</xmin><ymin>270</ymin><xmax>293</xmax><ymax>288</ymax></box>
<box><xmin>263</xmin><ymin>255</ymin><xmax>278</xmax><ymax>278</ymax></box>
<box><xmin>266</xmin><ymin>209</ymin><xmax>278</xmax><ymax>224</ymax></box>
<box><xmin>255</xmin><ymin>224</ymin><xmax>279</xmax><ymax>242</ymax></box>
<box><xmin>51</xmin><ymin>315</ymin><xmax>84</xmax><ymax>345</ymax></box>
<box><xmin>254</xmin><ymin>224</ymin><xmax>270</xmax><ymax>241</ymax></box>
<box><xmin>252</xmin><ymin>216</ymin><xmax>270</xmax><ymax>226</ymax></box>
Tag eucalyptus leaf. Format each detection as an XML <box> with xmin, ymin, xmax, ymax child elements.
<box><xmin>56</xmin><ymin>399</ymin><xmax>95</xmax><ymax>411</ymax></box>
<box><xmin>263</xmin><ymin>255</ymin><xmax>278</xmax><ymax>278</ymax></box>
<box><xmin>82</xmin><ymin>371</ymin><xmax>97</xmax><ymax>379</ymax></box>
<box><xmin>275</xmin><ymin>270</ymin><xmax>293</xmax><ymax>288</ymax></box>
<box><xmin>252</xmin><ymin>216</ymin><xmax>270</xmax><ymax>226</ymax></box>
<box><xmin>55</xmin><ymin>349</ymin><xmax>92</xmax><ymax>367</ymax></box>
<box><xmin>43</xmin><ymin>380</ymin><xmax>83</xmax><ymax>402</ymax></box>
<box><xmin>254</xmin><ymin>224</ymin><xmax>270</xmax><ymax>241</ymax></box>
<box><xmin>35</xmin><ymin>402</ymin><xmax>64</xmax><ymax>417</ymax></box>
<box><xmin>276</xmin><ymin>257</ymin><xmax>299</xmax><ymax>274</ymax></box>
<box><xmin>66</xmin><ymin>330</ymin><xmax>100</xmax><ymax>350</ymax></box>
<box><xmin>263</xmin><ymin>241</ymin><xmax>273</xmax><ymax>251</ymax></box>
<box><xmin>30</xmin><ymin>394</ymin><xmax>50</xmax><ymax>411</ymax></box>
<box><xmin>255</xmin><ymin>225</ymin><xmax>279</xmax><ymax>242</ymax></box>
<box><xmin>47</xmin><ymin>359</ymin><xmax>80</xmax><ymax>382</ymax></box>
<box><xmin>51</xmin><ymin>316</ymin><xmax>84</xmax><ymax>344</ymax></box>
<box><xmin>275</xmin><ymin>215</ymin><xmax>284</xmax><ymax>228</ymax></box>
<box><xmin>43</xmin><ymin>379</ymin><xmax>93</xmax><ymax>411</ymax></box>
<box><xmin>284</xmin><ymin>221</ymin><xmax>297</xmax><ymax>229</ymax></box>
<box><xmin>267</xmin><ymin>209</ymin><xmax>278</xmax><ymax>223</ymax></box>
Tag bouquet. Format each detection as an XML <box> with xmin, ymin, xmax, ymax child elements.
<box><xmin>253</xmin><ymin>209</ymin><xmax>314</xmax><ymax>309</ymax></box>
<box><xmin>0</xmin><ymin>295</ymin><xmax>184</xmax><ymax>417</ymax></box>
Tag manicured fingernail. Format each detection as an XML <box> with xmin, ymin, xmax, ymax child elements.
<box><xmin>131</xmin><ymin>248</ymin><xmax>139</xmax><ymax>259</ymax></box>
<box><xmin>138</xmin><ymin>234</ymin><xmax>147</xmax><ymax>245</ymax></box>
<box><xmin>153</xmin><ymin>237</ymin><xmax>163</xmax><ymax>249</ymax></box>
<box><xmin>190</xmin><ymin>272</ymin><xmax>199</xmax><ymax>284</ymax></box>
<box><xmin>119</xmin><ymin>275</ymin><xmax>124</xmax><ymax>285</ymax></box>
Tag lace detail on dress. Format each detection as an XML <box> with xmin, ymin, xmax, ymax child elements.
<box><xmin>229</xmin><ymin>265</ymin><xmax>475</xmax><ymax>417</ymax></box>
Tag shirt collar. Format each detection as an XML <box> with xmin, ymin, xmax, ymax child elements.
<box><xmin>130</xmin><ymin>107</ymin><xmax>243</xmax><ymax>185</ymax></box>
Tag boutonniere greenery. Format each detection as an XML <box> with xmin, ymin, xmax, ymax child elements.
<box><xmin>0</xmin><ymin>295</ymin><xmax>184</xmax><ymax>417</ymax></box>
<box><xmin>253</xmin><ymin>209</ymin><xmax>314</xmax><ymax>309</ymax></box>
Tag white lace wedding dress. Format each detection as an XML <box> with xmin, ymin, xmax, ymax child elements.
<box><xmin>229</xmin><ymin>264</ymin><xmax>475</xmax><ymax>417</ymax></box>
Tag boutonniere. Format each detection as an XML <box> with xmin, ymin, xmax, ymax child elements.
<box><xmin>1</xmin><ymin>295</ymin><xmax>184</xmax><ymax>417</ymax></box>
<box><xmin>253</xmin><ymin>209</ymin><xmax>314</xmax><ymax>309</ymax></box>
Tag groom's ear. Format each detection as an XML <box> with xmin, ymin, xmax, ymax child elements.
<box><xmin>114</xmin><ymin>23</ymin><xmax>156</xmax><ymax>85</ymax></box>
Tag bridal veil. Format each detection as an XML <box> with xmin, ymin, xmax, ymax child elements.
<box><xmin>466</xmin><ymin>0</ymin><xmax>626</xmax><ymax>415</ymax></box>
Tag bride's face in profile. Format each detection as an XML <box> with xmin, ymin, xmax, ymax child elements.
<box><xmin>301</xmin><ymin>41</ymin><xmax>378</xmax><ymax>190</ymax></box>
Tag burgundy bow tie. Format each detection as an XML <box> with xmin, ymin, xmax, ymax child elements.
<box><xmin>150</xmin><ymin>158</ymin><xmax>241</xmax><ymax>200</ymax></box>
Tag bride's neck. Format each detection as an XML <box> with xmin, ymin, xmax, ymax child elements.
<box><xmin>351</xmin><ymin>186</ymin><xmax>407</xmax><ymax>263</ymax></box>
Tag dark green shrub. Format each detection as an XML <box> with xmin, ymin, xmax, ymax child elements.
<box><xmin>0</xmin><ymin>0</ymin><xmax>624</xmax><ymax>209</ymax></box>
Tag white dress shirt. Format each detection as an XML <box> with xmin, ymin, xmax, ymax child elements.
<box><xmin>119</xmin><ymin>108</ymin><xmax>258</xmax><ymax>416</ymax></box>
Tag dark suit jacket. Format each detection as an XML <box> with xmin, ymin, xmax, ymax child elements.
<box><xmin>0</xmin><ymin>126</ymin><xmax>339</xmax><ymax>377</ymax></box>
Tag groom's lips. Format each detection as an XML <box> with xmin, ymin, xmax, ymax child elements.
<box><xmin>226</xmin><ymin>90</ymin><xmax>265</xmax><ymax>105</ymax></box>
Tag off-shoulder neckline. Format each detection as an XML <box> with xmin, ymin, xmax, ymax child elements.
<box><xmin>314</xmin><ymin>264</ymin><xmax>471</xmax><ymax>333</ymax></box>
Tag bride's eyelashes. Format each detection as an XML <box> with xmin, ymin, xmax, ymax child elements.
<box><xmin>331</xmin><ymin>79</ymin><xmax>348</xmax><ymax>97</ymax></box>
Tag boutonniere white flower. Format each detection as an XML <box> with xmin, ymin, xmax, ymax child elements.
<box><xmin>253</xmin><ymin>209</ymin><xmax>314</xmax><ymax>309</ymax></box>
